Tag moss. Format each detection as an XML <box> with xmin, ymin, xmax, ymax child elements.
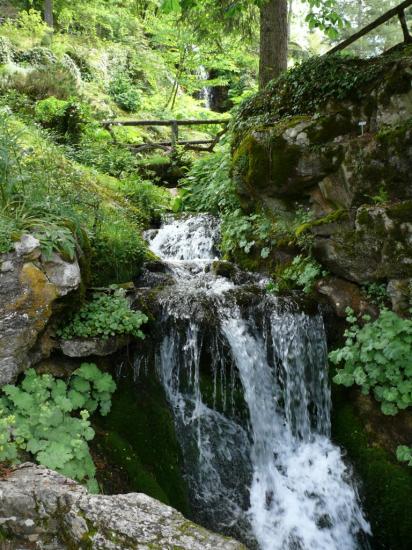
<box><xmin>295</xmin><ymin>209</ymin><xmax>348</xmax><ymax>237</ymax></box>
<box><xmin>332</xmin><ymin>389</ymin><xmax>412</xmax><ymax>550</ymax></box>
<box><xmin>95</xmin><ymin>373</ymin><xmax>190</xmax><ymax>515</ymax></box>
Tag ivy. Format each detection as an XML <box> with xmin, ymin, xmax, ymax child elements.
<box><xmin>57</xmin><ymin>290</ymin><xmax>148</xmax><ymax>341</ymax></box>
<box><xmin>331</xmin><ymin>309</ymin><xmax>412</xmax><ymax>416</ymax></box>
<box><xmin>0</xmin><ymin>365</ymin><xmax>116</xmax><ymax>491</ymax></box>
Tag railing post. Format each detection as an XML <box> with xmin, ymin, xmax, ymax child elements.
<box><xmin>398</xmin><ymin>9</ymin><xmax>412</xmax><ymax>43</ymax></box>
<box><xmin>171</xmin><ymin>121</ymin><xmax>179</xmax><ymax>150</ymax></box>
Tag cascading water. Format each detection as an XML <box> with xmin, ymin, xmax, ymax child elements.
<box><xmin>139</xmin><ymin>214</ymin><xmax>371</xmax><ymax>549</ymax></box>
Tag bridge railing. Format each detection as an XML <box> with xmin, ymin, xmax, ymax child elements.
<box><xmin>328</xmin><ymin>0</ymin><xmax>412</xmax><ymax>55</ymax></box>
<box><xmin>102</xmin><ymin>118</ymin><xmax>229</xmax><ymax>153</ymax></box>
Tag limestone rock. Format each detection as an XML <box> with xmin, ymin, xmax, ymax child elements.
<box><xmin>42</xmin><ymin>253</ymin><xmax>81</xmax><ymax>297</ymax></box>
<box><xmin>14</xmin><ymin>234</ymin><xmax>41</xmax><ymax>259</ymax></box>
<box><xmin>0</xmin><ymin>463</ymin><xmax>245</xmax><ymax>550</ymax></box>
<box><xmin>0</xmin><ymin>238</ymin><xmax>81</xmax><ymax>387</ymax></box>
<box><xmin>60</xmin><ymin>335</ymin><xmax>130</xmax><ymax>358</ymax></box>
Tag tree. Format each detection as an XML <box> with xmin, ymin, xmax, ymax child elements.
<box><xmin>43</xmin><ymin>0</ymin><xmax>54</xmax><ymax>28</ymax></box>
<box><xmin>259</xmin><ymin>0</ymin><xmax>288</xmax><ymax>88</ymax></box>
<box><xmin>162</xmin><ymin>0</ymin><xmax>343</xmax><ymax>89</ymax></box>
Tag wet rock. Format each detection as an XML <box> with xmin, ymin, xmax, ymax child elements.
<box><xmin>315</xmin><ymin>202</ymin><xmax>412</xmax><ymax>282</ymax></box>
<box><xmin>387</xmin><ymin>279</ymin><xmax>412</xmax><ymax>316</ymax></box>
<box><xmin>316</xmin><ymin>277</ymin><xmax>378</xmax><ymax>318</ymax></box>
<box><xmin>60</xmin><ymin>335</ymin><xmax>130</xmax><ymax>358</ymax></box>
<box><xmin>0</xmin><ymin>463</ymin><xmax>245</xmax><ymax>550</ymax></box>
<box><xmin>212</xmin><ymin>260</ymin><xmax>236</xmax><ymax>279</ymax></box>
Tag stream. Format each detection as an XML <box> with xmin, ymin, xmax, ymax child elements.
<box><xmin>138</xmin><ymin>214</ymin><xmax>372</xmax><ymax>550</ymax></box>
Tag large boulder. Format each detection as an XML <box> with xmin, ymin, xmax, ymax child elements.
<box><xmin>231</xmin><ymin>50</ymin><xmax>412</xmax><ymax>283</ymax></box>
<box><xmin>0</xmin><ymin>236</ymin><xmax>81</xmax><ymax>387</ymax></box>
<box><xmin>0</xmin><ymin>463</ymin><xmax>245</xmax><ymax>549</ymax></box>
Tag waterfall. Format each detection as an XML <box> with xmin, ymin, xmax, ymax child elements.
<box><xmin>197</xmin><ymin>66</ymin><xmax>212</xmax><ymax>109</ymax></box>
<box><xmin>139</xmin><ymin>214</ymin><xmax>371</xmax><ymax>549</ymax></box>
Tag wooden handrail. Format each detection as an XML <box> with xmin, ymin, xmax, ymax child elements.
<box><xmin>102</xmin><ymin>119</ymin><xmax>229</xmax><ymax>127</ymax></box>
<box><xmin>328</xmin><ymin>0</ymin><xmax>412</xmax><ymax>55</ymax></box>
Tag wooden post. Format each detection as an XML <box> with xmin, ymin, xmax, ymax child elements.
<box><xmin>399</xmin><ymin>9</ymin><xmax>412</xmax><ymax>43</ymax></box>
<box><xmin>171</xmin><ymin>121</ymin><xmax>179</xmax><ymax>150</ymax></box>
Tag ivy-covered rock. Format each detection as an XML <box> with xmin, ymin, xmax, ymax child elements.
<box><xmin>232</xmin><ymin>49</ymin><xmax>412</xmax><ymax>284</ymax></box>
<box><xmin>0</xmin><ymin>463</ymin><xmax>244</xmax><ymax>549</ymax></box>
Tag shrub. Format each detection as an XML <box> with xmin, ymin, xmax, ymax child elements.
<box><xmin>4</xmin><ymin>64</ymin><xmax>79</xmax><ymax>100</ymax></box>
<box><xmin>108</xmin><ymin>73</ymin><xmax>142</xmax><ymax>112</ymax></box>
<box><xmin>57</xmin><ymin>290</ymin><xmax>148</xmax><ymax>340</ymax></box>
<box><xmin>91</xmin><ymin>221</ymin><xmax>147</xmax><ymax>285</ymax></box>
<box><xmin>0</xmin><ymin>365</ymin><xmax>116</xmax><ymax>491</ymax></box>
<box><xmin>331</xmin><ymin>309</ymin><xmax>412</xmax><ymax>416</ymax></box>
<box><xmin>35</xmin><ymin>97</ymin><xmax>91</xmax><ymax>143</ymax></box>
<box><xmin>180</xmin><ymin>144</ymin><xmax>239</xmax><ymax>215</ymax></box>
<box><xmin>0</xmin><ymin>36</ymin><xmax>15</xmax><ymax>64</ymax></box>
<box><xmin>18</xmin><ymin>46</ymin><xmax>57</xmax><ymax>66</ymax></box>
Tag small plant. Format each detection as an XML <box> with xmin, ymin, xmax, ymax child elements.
<box><xmin>0</xmin><ymin>365</ymin><xmax>116</xmax><ymax>491</ymax></box>
<box><xmin>57</xmin><ymin>290</ymin><xmax>148</xmax><ymax>340</ymax></box>
<box><xmin>331</xmin><ymin>309</ymin><xmax>412</xmax><ymax>416</ymax></box>
<box><xmin>268</xmin><ymin>255</ymin><xmax>326</xmax><ymax>294</ymax></box>
<box><xmin>396</xmin><ymin>445</ymin><xmax>412</xmax><ymax>467</ymax></box>
<box><xmin>362</xmin><ymin>282</ymin><xmax>389</xmax><ymax>308</ymax></box>
<box><xmin>108</xmin><ymin>73</ymin><xmax>142</xmax><ymax>112</ymax></box>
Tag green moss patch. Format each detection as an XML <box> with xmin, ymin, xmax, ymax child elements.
<box><xmin>332</xmin><ymin>390</ymin><xmax>412</xmax><ymax>550</ymax></box>
<box><xmin>95</xmin><ymin>373</ymin><xmax>190</xmax><ymax>515</ymax></box>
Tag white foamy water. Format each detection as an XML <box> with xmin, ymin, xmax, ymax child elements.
<box><xmin>140</xmin><ymin>215</ymin><xmax>371</xmax><ymax>549</ymax></box>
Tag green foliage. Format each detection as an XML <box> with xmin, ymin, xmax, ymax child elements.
<box><xmin>331</xmin><ymin>309</ymin><xmax>412</xmax><ymax>416</ymax></box>
<box><xmin>35</xmin><ymin>97</ymin><xmax>91</xmax><ymax>143</ymax></box>
<box><xmin>57</xmin><ymin>290</ymin><xmax>148</xmax><ymax>340</ymax></box>
<box><xmin>268</xmin><ymin>255</ymin><xmax>326</xmax><ymax>294</ymax></box>
<box><xmin>0</xmin><ymin>365</ymin><xmax>116</xmax><ymax>490</ymax></box>
<box><xmin>180</xmin><ymin>144</ymin><xmax>240</xmax><ymax>214</ymax></box>
<box><xmin>19</xmin><ymin>46</ymin><xmax>57</xmax><ymax>66</ymax></box>
<box><xmin>91</xmin><ymin>222</ymin><xmax>147</xmax><ymax>286</ymax></box>
<box><xmin>362</xmin><ymin>282</ymin><xmax>389</xmax><ymax>308</ymax></box>
<box><xmin>396</xmin><ymin>445</ymin><xmax>412</xmax><ymax>467</ymax></box>
<box><xmin>108</xmin><ymin>73</ymin><xmax>142</xmax><ymax>112</ymax></box>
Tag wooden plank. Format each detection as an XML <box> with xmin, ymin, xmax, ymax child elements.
<box><xmin>328</xmin><ymin>0</ymin><xmax>412</xmax><ymax>54</ymax></box>
<box><xmin>102</xmin><ymin>119</ymin><xmax>229</xmax><ymax>127</ymax></box>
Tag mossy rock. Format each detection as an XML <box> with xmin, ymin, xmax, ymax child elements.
<box><xmin>94</xmin><ymin>370</ymin><xmax>190</xmax><ymax>515</ymax></box>
<box><xmin>315</xmin><ymin>201</ymin><xmax>412</xmax><ymax>283</ymax></box>
<box><xmin>232</xmin><ymin>117</ymin><xmax>342</xmax><ymax>207</ymax></box>
<box><xmin>332</xmin><ymin>389</ymin><xmax>412</xmax><ymax>550</ymax></box>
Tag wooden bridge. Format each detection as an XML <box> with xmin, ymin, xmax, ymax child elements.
<box><xmin>102</xmin><ymin>118</ymin><xmax>229</xmax><ymax>153</ymax></box>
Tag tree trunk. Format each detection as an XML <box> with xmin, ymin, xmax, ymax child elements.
<box><xmin>44</xmin><ymin>0</ymin><xmax>54</xmax><ymax>28</ymax></box>
<box><xmin>259</xmin><ymin>0</ymin><xmax>288</xmax><ymax>89</ymax></box>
